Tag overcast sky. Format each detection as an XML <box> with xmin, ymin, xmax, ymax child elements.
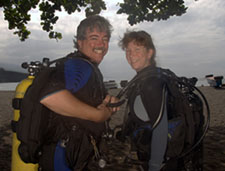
<box><xmin>0</xmin><ymin>0</ymin><xmax>225</xmax><ymax>85</ymax></box>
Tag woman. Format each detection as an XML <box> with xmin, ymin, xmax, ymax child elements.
<box><xmin>119</xmin><ymin>30</ymin><xmax>168</xmax><ymax>171</ymax></box>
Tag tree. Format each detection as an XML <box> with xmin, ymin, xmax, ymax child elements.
<box><xmin>118</xmin><ymin>0</ymin><xmax>187</xmax><ymax>25</ymax></box>
<box><xmin>0</xmin><ymin>0</ymin><xmax>188</xmax><ymax>41</ymax></box>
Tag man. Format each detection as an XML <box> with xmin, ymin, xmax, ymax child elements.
<box><xmin>39</xmin><ymin>15</ymin><xmax>118</xmax><ymax>171</ymax></box>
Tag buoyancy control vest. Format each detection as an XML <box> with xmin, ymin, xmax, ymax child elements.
<box><xmin>115</xmin><ymin>66</ymin><xmax>209</xmax><ymax>164</ymax></box>
<box><xmin>44</xmin><ymin>52</ymin><xmax>107</xmax><ymax>141</ymax></box>
<box><xmin>41</xmin><ymin>53</ymin><xmax>107</xmax><ymax>170</ymax></box>
<box><xmin>13</xmin><ymin>51</ymin><xmax>107</xmax><ymax>170</ymax></box>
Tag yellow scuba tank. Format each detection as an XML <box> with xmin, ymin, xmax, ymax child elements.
<box><xmin>11</xmin><ymin>59</ymin><xmax>50</xmax><ymax>171</ymax></box>
<box><xmin>11</xmin><ymin>75</ymin><xmax>38</xmax><ymax>171</ymax></box>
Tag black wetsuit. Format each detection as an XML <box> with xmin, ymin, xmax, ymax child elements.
<box><xmin>38</xmin><ymin>51</ymin><xmax>107</xmax><ymax>171</ymax></box>
<box><xmin>128</xmin><ymin>66</ymin><xmax>168</xmax><ymax>171</ymax></box>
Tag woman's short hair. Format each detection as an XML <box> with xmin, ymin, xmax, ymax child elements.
<box><xmin>119</xmin><ymin>30</ymin><xmax>157</xmax><ymax>67</ymax></box>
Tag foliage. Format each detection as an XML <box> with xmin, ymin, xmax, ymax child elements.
<box><xmin>117</xmin><ymin>0</ymin><xmax>187</xmax><ymax>25</ymax></box>
<box><xmin>0</xmin><ymin>0</ymin><xmax>106</xmax><ymax>41</ymax></box>
<box><xmin>0</xmin><ymin>0</ymin><xmax>188</xmax><ymax>41</ymax></box>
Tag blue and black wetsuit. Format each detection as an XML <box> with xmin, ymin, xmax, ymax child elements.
<box><xmin>38</xmin><ymin>52</ymin><xmax>107</xmax><ymax>171</ymax></box>
<box><xmin>127</xmin><ymin>66</ymin><xmax>168</xmax><ymax>171</ymax></box>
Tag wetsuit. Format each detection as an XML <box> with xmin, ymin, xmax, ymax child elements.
<box><xmin>127</xmin><ymin>66</ymin><xmax>168</xmax><ymax>171</ymax></box>
<box><xmin>38</xmin><ymin>51</ymin><xmax>107</xmax><ymax>171</ymax></box>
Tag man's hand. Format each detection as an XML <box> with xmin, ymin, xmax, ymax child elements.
<box><xmin>107</xmin><ymin>95</ymin><xmax>120</xmax><ymax>113</ymax></box>
<box><xmin>96</xmin><ymin>95</ymin><xmax>120</xmax><ymax>121</ymax></box>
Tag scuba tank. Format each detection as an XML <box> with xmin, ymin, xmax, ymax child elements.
<box><xmin>11</xmin><ymin>58</ymin><xmax>50</xmax><ymax>171</ymax></box>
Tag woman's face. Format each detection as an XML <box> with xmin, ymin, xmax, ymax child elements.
<box><xmin>125</xmin><ymin>41</ymin><xmax>153</xmax><ymax>72</ymax></box>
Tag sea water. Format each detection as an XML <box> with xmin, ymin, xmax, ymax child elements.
<box><xmin>0</xmin><ymin>82</ymin><xmax>18</xmax><ymax>91</ymax></box>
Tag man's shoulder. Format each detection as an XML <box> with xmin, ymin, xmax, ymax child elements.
<box><xmin>63</xmin><ymin>58</ymin><xmax>93</xmax><ymax>76</ymax></box>
<box><xmin>64</xmin><ymin>52</ymin><xmax>93</xmax><ymax>69</ymax></box>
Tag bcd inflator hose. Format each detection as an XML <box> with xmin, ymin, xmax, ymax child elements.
<box><xmin>106</xmin><ymin>99</ymin><xmax>126</xmax><ymax>107</ymax></box>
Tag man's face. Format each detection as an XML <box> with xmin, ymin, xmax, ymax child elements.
<box><xmin>78</xmin><ymin>28</ymin><xmax>109</xmax><ymax>64</ymax></box>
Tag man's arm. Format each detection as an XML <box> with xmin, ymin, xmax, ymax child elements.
<box><xmin>40</xmin><ymin>89</ymin><xmax>115</xmax><ymax>122</ymax></box>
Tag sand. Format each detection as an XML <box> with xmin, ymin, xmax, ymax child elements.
<box><xmin>0</xmin><ymin>87</ymin><xmax>225</xmax><ymax>171</ymax></box>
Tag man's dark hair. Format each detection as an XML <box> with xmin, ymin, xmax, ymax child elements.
<box><xmin>74</xmin><ymin>15</ymin><xmax>113</xmax><ymax>49</ymax></box>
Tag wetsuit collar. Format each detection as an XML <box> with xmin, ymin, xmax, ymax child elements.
<box><xmin>74</xmin><ymin>51</ymin><xmax>99</xmax><ymax>66</ymax></box>
<box><xmin>137</xmin><ymin>65</ymin><xmax>157</xmax><ymax>75</ymax></box>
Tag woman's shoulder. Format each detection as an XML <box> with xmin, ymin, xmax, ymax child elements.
<box><xmin>142</xmin><ymin>76</ymin><xmax>164</xmax><ymax>92</ymax></box>
<box><xmin>142</xmin><ymin>67</ymin><xmax>165</xmax><ymax>86</ymax></box>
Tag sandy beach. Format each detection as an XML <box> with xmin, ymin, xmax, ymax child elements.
<box><xmin>0</xmin><ymin>86</ymin><xmax>225</xmax><ymax>171</ymax></box>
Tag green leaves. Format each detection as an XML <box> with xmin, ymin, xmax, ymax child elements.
<box><xmin>39</xmin><ymin>1</ymin><xmax>58</xmax><ymax>33</ymax></box>
<box><xmin>85</xmin><ymin>0</ymin><xmax>106</xmax><ymax>17</ymax></box>
<box><xmin>2</xmin><ymin>0</ymin><xmax>39</xmax><ymax>41</ymax></box>
<box><xmin>1</xmin><ymin>0</ymin><xmax>107</xmax><ymax>41</ymax></box>
<box><xmin>1</xmin><ymin>0</ymin><xmax>189</xmax><ymax>41</ymax></box>
<box><xmin>117</xmin><ymin>0</ymin><xmax>187</xmax><ymax>25</ymax></box>
<box><xmin>49</xmin><ymin>31</ymin><xmax>62</xmax><ymax>40</ymax></box>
